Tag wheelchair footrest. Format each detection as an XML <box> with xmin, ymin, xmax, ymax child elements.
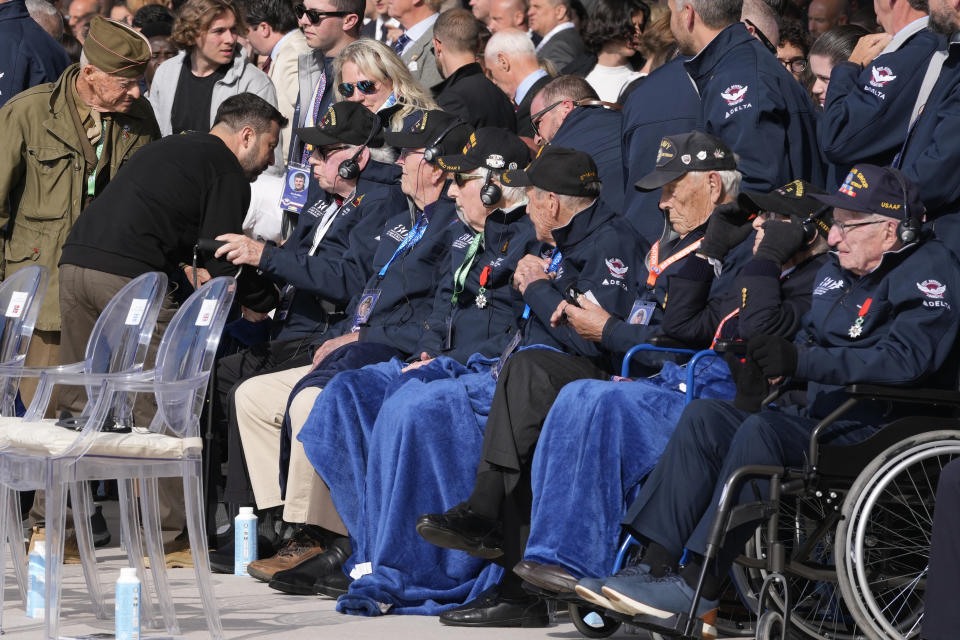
<box><xmin>628</xmin><ymin>611</ymin><xmax>716</xmax><ymax>640</ymax></box>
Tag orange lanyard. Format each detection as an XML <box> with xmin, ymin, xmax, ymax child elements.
<box><xmin>710</xmin><ymin>307</ymin><xmax>741</xmax><ymax>348</ymax></box>
<box><xmin>646</xmin><ymin>238</ymin><xmax>704</xmax><ymax>287</ymax></box>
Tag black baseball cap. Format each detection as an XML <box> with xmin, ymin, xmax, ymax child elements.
<box><xmin>739</xmin><ymin>180</ymin><xmax>834</xmax><ymax>238</ymax></box>
<box><xmin>382</xmin><ymin>110</ymin><xmax>474</xmax><ymax>160</ymax></box>
<box><xmin>500</xmin><ymin>146</ymin><xmax>600</xmax><ymax>197</ymax></box>
<box><xmin>436</xmin><ymin>127</ymin><xmax>531</xmax><ymax>173</ymax></box>
<box><xmin>295</xmin><ymin>102</ymin><xmax>384</xmax><ymax>149</ymax></box>
<box><xmin>810</xmin><ymin>165</ymin><xmax>925</xmax><ymax>220</ymax></box>
<box><xmin>635</xmin><ymin>131</ymin><xmax>737</xmax><ymax>191</ymax></box>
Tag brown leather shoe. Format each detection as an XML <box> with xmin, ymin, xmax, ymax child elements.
<box><xmin>247</xmin><ymin>525</ymin><xmax>327</xmax><ymax>583</ymax></box>
<box><xmin>513</xmin><ymin>560</ymin><xmax>579</xmax><ymax>594</ymax></box>
<box><xmin>29</xmin><ymin>526</ymin><xmax>82</xmax><ymax>565</ymax></box>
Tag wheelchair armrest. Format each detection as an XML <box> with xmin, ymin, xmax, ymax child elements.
<box><xmin>845</xmin><ymin>384</ymin><xmax>960</xmax><ymax>406</ymax></box>
<box><xmin>620</xmin><ymin>342</ymin><xmax>697</xmax><ymax>377</ymax></box>
<box><xmin>648</xmin><ymin>335</ymin><xmax>693</xmax><ymax>350</ymax></box>
<box><xmin>712</xmin><ymin>339</ymin><xmax>746</xmax><ymax>356</ymax></box>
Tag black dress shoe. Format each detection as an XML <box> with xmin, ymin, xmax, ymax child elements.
<box><xmin>268</xmin><ymin>537</ymin><xmax>351</xmax><ymax>595</ymax></box>
<box><xmin>314</xmin><ymin>569</ymin><xmax>352</xmax><ymax>598</ymax></box>
<box><xmin>209</xmin><ymin>533</ymin><xmax>278</xmax><ymax>574</ymax></box>
<box><xmin>514</xmin><ymin>560</ymin><xmax>579</xmax><ymax>594</ymax></box>
<box><xmin>439</xmin><ymin>587</ymin><xmax>549</xmax><ymax>627</ymax></box>
<box><xmin>416</xmin><ymin>503</ymin><xmax>504</xmax><ymax>559</ymax></box>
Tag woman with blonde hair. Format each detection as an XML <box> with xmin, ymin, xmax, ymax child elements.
<box><xmin>333</xmin><ymin>38</ymin><xmax>437</xmax><ymax>131</ymax></box>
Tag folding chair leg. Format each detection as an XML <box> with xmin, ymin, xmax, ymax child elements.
<box><xmin>43</xmin><ymin>473</ymin><xmax>67</xmax><ymax>640</ymax></box>
<box><xmin>117</xmin><ymin>478</ymin><xmax>160</xmax><ymax>628</ymax></box>
<box><xmin>184</xmin><ymin>468</ymin><xmax>223</xmax><ymax>640</ymax></box>
<box><xmin>70</xmin><ymin>482</ymin><xmax>106</xmax><ymax>619</ymax></box>
<box><xmin>9</xmin><ymin>490</ymin><xmax>28</xmax><ymax>605</ymax></box>
<box><xmin>139</xmin><ymin>477</ymin><xmax>180</xmax><ymax>634</ymax></box>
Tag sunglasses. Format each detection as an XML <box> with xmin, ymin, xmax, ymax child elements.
<box><xmin>530</xmin><ymin>100</ymin><xmax>562</xmax><ymax>137</ymax></box>
<box><xmin>294</xmin><ymin>4</ymin><xmax>349</xmax><ymax>24</ymax></box>
<box><xmin>337</xmin><ymin>79</ymin><xmax>378</xmax><ymax>97</ymax></box>
<box><xmin>454</xmin><ymin>172</ymin><xmax>484</xmax><ymax>187</ymax></box>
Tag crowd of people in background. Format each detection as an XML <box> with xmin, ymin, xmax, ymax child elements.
<box><xmin>4</xmin><ymin>0</ymin><xmax>960</xmax><ymax>638</ymax></box>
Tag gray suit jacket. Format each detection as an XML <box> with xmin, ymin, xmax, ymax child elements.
<box><xmin>536</xmin><ymin>27</ymin><xmax>584</xmax><ymax>71</ymax></box>
<box><xmin>401</xmin><ymin>25</ymin><xmax>444</xmax><ymax>91</ymax></box>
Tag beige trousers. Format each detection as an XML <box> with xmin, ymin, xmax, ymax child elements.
<box><xmin>235</xmin><ymin>364</ymin><xmax>347</xmax><ymax>535</ymax></box>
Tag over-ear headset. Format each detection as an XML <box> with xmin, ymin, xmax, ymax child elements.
<box><xmin>800</xmin><ymin>205</ymin><xmax>831</xmax><ymax>244</ymax></box>
<box><xmin>890</xmin><ymin>169</ymin><xmax>920</xmax><ymax>245</ymax></box>
<box><xmin>480</xmin><ymin>168</ymin><xmax>502</xmax><ymax>207</ymax></box>
<box><xmin>338</xmin><ymin>113</ymin><xmax>381</xmax><ymax>180</ymax></box>
<box><xmin>423</xmin><ymin>119</ymin><xmax>464</xmax><ymax>164</ymax></box>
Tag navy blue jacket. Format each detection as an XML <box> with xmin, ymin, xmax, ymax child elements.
<box><xmin>551</xmin><ymin>105</ymin><xmax>625</xmax><ymax>214</ymax></box>
<box><xmin>898</xmin><ymin>38</ymin><xmax>960</xmax><ymax>218</ymax></box>
<box><xmin>522</xmin><ymin>199</ymin><xmax>648</xmax><ymax>365</ymax></box>
<box><xmin>330</xmin><ymin>194</ymin><xmax>459</xmax><ymax>357</ymax></box>
<box><xmin>259</xmin><ymin>160</ymin><xmax>402</xmax><ymax>308</ymax></box>
<box><xmin>686</xmin><ymin>23</ymin><xmax>824</xmax><ymax>194</ymax></box>
<box><xmin>417</xmin><ymin>206</ymin><xmax>535</xmax><ymax>362</ymax></box>
<box><xmin>620</xmin><ymin>58</ymin><xmax>698</xmax><ymax>243</ymax></box>
<box><xmin>794</xmin><ymin>237</ymin><xmax>960</xmax><ymax>422</ymax></box>
<box><xmin>662</xmin><ymin>251</ymin><xmax>828</xmax><ymax>347</ymax></box>
<box><xmin>0</xmin><ymin>0</ymin><xmax>70</xmax><ymax>108</ymax></box>
<box><xmin>820</xmin><ymin>23</ymin><xmax>941</xmax><ymax>183</ymax></box>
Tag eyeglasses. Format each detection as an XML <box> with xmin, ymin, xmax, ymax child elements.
<box><xmin>294</xmin><ymin>4</ymin><xmax>349</xmax><ymax>24</ymax></box>
<box><xmin>454</xmin><ymin>172</ymin><xmax>484</xmax><ymax>187</ymax></box>
<box><xmin>318</xmin><ymin>145</ymin><xmax>349</xmax><ymax>160</ymax></box>
<box><xmin>530</xmin><ymin>100</ymin><xmax>562</xmax><ymax>137</ymax></box>
<box><xmin>832</xmin><ymin>219</ymin><xmax>885</xmax><ymax>238</ymax></box>
<box><xmin>778</xmin><ymin>56</ymin><xmax>808</xmax><ymax>74</ymax></box>
<box><xmin>337</xmin><ymin>80</ymin><xmax>378</xmax><ymax>97</ymax></box>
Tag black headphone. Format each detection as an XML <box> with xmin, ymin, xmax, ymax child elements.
<box><xmin>890</xmin><ymin>169</ymin><xmax>920</xmax><ymax>245</ymax></box>
<box><xmin>423</xmin><ymin>119</ymin><xmax>464</xmax><ymax>164</ymax></box>
<box><xmin>480</xmin><ymin>168</ymin><xmax>502</xmax><ymax>207</ymax></box>
<box><xmin>800</xmin><ymin>205</ymin><xmax>831</xmax><ymax>244</ymax></box>
<box><xmin>338</xmin><ymin>113</ymin><xmax>381</xmax><ymax>180</ymax></box>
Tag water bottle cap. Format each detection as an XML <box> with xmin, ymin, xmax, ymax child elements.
<box><xmin>238</xmin><ymin>506</ymin><xmax>254</xmax><ymax>515</ymax></box>
<box><xmin>120</xmin><ymin>567</ymin><xmax>138</xmax><ymax>579</ymax></box>
<box><xmin>32</xmin><ymin>540</ymin><xmax>45</xmax><ymax>556</ymax></box>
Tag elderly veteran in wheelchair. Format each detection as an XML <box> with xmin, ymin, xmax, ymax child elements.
<box><xmin>573</xmin><ymin>165</ymin><xmax>960</xmax><ymax>639</ymax></box>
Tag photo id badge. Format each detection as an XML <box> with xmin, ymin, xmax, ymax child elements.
<box><xmin>628</xmin><ymin>300</ymin><xmax>657</xmax><ymax>326</ymax></box>
<box><xmin>279</xmin><ymin>163</ymin><xmax>311</xmax><ymax>214</ymax></box>
<box><xmin>352</xmin><ymin>289</ymin><xmax>381</xmax><ymax>332</ymax></box>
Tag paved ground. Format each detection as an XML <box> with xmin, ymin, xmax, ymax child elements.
<box><xmin>0</xmin><ymin>500</ymin><xmax>652</xmax><ymax>639</ymax></box>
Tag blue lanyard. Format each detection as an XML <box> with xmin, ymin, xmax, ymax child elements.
<box><xmin>378</xmin><ymin>211</ymin><xmax>430</xmax><ymax>278</ymax></box>
<box><xmin>521</xmin><ymin>248</ymin><xmax>563</xmax><ymax>320</ymax></box>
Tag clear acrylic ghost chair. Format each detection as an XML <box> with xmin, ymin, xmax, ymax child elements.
<box><xmin>0</xmin><ymin>265</ymin><xmax>49</xmax><ymax>616</ymax></box>
<box><xmin>0</xmin><ymin>276</ymin><xmax>235</xmax><ymax>640</ymax></box>
<box><xmin>0</xmin><ymin>270</ymin><xmax>167</xmax><ymax>636</ymax></box>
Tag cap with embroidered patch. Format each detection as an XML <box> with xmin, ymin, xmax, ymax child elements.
<box><xmin>295</xmin><ymin>102</ymin><xmax>384</xmax><ymax>149</ymax></box>
<box><xmin>739</xmin><ymin>180</ymin><xmax>833</xmax><ymax>237</ymax></box>
<box><xmin>500</xmin><ymin>145</ymin><xmax>600</xmax><ymax>197</ymax></box>
<box><xmin>83</xmin><ymin>16</ymin><xmax>151</xmax><ymax>78</ymax></box>
<box><xmin>436</xmin><ymin>127</ymin><xmax>530</xmax><ymax>173</ymax></box>
<box><xmin>635</xmin><ymin>131</ymin><xmax>737</xmax><ymax>191</ymax></box>
<box><xmin>810</xmin><ymin>165</ymin><xmax>925</xmax><ymax>220</ymax></box>
<box><xmin>382</xmin><ymin>110</ymin><xmax>473</xmax><ymax>160</ymax></box>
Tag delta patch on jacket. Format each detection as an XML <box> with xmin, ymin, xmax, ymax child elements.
<box><xmin>721</xmin><ymin>84</ymin><xmax>752</xmax><ymax>119</ymax></box>
<box><xmin>918</xmin><ymin>279</ymin><xmax>951</xmax><ymax>309</ymax></box>
<box><xmin>864</xmin><ymin>65</ymin><xmax>897</xmax><ymax>100</ymax></box>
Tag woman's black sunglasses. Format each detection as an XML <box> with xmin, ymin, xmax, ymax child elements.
<box><xmin>294</xmin><ymin>4</ymin><xmax>349</xmax><ymax>24</ymax></box>
<box><xmin>337</xmin><ymin>80</ymin><xmax>378</xmax><ymax>97</ymax></box>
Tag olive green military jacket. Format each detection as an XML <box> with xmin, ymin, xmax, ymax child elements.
<box><xmin>0</xmin><ymin>63</ymin><xmax>161</xmax><ymax>331</ymax></box>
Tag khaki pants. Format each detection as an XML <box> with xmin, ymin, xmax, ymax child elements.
<box><xmin>235</xmin><ymin>365</ymin><xmax>346</xmax><ymax>535</ymax></box>
<box><xmin>35</xmin><ymin>265</ymin><xmax>185</xmax><ymax>532</ymax></box>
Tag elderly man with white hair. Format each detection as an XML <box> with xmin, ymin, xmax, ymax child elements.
<box><xmin>483</xmin><ymin>27</ymin><xmax>550</xmax><ymax>138</ymax></box>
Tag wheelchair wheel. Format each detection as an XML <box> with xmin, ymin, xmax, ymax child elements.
<box><xmin>568</xmin><ymin>602</ymin><xmax>621</xmax><ymax>638</ymax></box>
<box><xmin>756</xmin><ymin>611</ymin><xmax>785</xmax><ymax>640</ymax></box>
<box><xmin>734</xmin><ymin>492</ymin><xmax>862</xmax><ymax>639</ymax></box>
<box><xmin>836</xmin><ymin>429</ymin><xmax>960</xmax><ymax>639</ymax></box>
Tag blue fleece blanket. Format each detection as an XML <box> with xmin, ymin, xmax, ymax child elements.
<box><xmin>522</xmin><ymin>356</ymin><xmax>735</xmax><ymax>579</ymax></box>
<box><xmin>298</xmin><ymin>353</ymin><xmax>504</xmax><ymax>616</ymax></box>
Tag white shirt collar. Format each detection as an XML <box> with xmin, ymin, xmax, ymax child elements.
<box><xmin>881</xmin><ymin>16</ymin><xmax>929</xmax><ymax>55</ymax></box>
<box><xmin>535</xmin><ymin>21</ymin><xmax>574</xmax><ymax>52</ymax></box>
<box><xmin>400</xmin><ymin>13</ymin><xmax>438</xmax><ymax>54</ymax></box>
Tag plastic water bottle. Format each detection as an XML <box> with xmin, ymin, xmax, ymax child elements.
<box><xmin>26</xmin><ymin>540</ymin><xmax>45</xmax><ymax>618</ymax></box>
<box><xmin>115</xmin><ymin>567</ymin><xmax>140</xmax><ymax>640</ymax></box>
<box><xmin>234</xmin><ymin>506</ymin><xmax>257</xmax><ymax>576</ymax></box>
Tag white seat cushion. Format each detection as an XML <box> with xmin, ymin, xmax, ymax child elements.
<box><xmin>0</xmin><ymin>417</ymin><xmax>202</xmax><ymax>459</ymax></box>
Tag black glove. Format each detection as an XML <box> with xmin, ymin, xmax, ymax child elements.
<box><xmin>699</xmin><ymin>203</ymin><xmax>755</xmax><ymax>260</ymax></box>
<box><xmin>725</xmin><ymin>352</ymin><xmax>769</xmax><ymax>413</ymax></box>
<box><xmin>747</xmin><ymin>334</ymin><xmax>799</xmax><ymax>379</ymax></box>
<box><xmin>753</xmin><ymin>219</ymin><xmax>807</xmax><ymax>266</ymax></box>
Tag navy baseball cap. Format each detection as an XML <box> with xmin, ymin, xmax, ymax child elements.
<box><xmin>635</xmin><ymin>131</ymin><xmax>737</xmax><ymax>191</ymax></box>
<box><xmin>739</xmin><ymin>179</ymin><xmax>834</xmax><ymax>238</ymax></box>
<box><xmin>382</xmin><ymin>110</ymin><xmax>473</xmax><ymax>161</ymax></box>
<box><xmin>436</xmin><ymin>127</ymin><xmax>531</xmax><ymax>173</ymax></box>
<box><xmin>811</xmin><ymin>165</ymin><xmax>926</xmax><ymax>220</ymax></box>
<box><xmin>295</xmin><ymin>102</ymin><xmax>384</xmax><ymax>149</ymax></box>
<box><xmin>500</xmin><ymin>145</ymin><xmax>600</xmax><ymax>197</ymax></box>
